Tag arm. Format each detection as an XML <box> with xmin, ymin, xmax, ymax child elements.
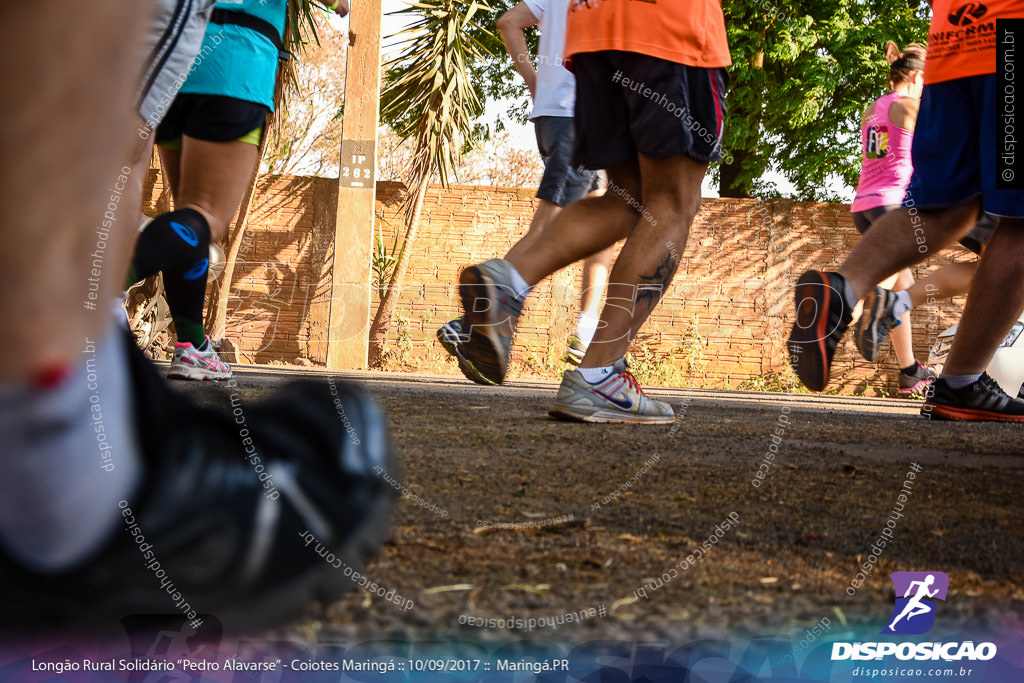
<box><xmin>496</xmin><ymin>2</ymin><xmax>539</xmax><ymax>99</ymax></box>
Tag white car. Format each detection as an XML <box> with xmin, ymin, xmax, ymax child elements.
<box><xmin>929</xmin><ymin>312</ymin><xmax>1024</xmax><ymax>399</ymax></box>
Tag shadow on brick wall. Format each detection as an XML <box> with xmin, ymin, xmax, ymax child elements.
<box><xmin>143</xmin><ymin>173</ymin><xmax>976</xmax><ymax>395</ymax></box>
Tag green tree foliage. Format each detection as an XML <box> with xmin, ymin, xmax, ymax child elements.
<box><xmin>719</xmin><ymin>0</ymin><xmax>930</xmax><ymax>199</ymax></box>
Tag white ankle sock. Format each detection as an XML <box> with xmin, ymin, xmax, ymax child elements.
<box><xmin>892</xmin><ymin>290</ymin><xmax>913</xmax><ymax>319</ymax></box>
<box><xmin>575</xmin><ymin>312</ymin><xmax>599</xmax><ymax>346</ymax></box>
<box><xmin>0</xmin><ymin>326</ymin><xmax>141</xmax><ymax>571</ymax></box>
<box><xmin>507</xmin><ymin>264</ymin><xmax>531</xmax><ymax>300</ymax></box>
<box><xmin>578</xmin><ymin>364</ymin><xmax>616</xmax><ymax>384</ymax></box>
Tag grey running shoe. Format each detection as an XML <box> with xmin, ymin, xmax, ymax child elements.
<box><xmin>457</xmin><ymin>259</ymin><xmax>525</xmax><ymax>384</ymax></box>
<box><xmin>436</xmin><ymin>317</ymin><xmax>494</xmax><ymax>386</ymax></box>
<box><xmin>854</xmin><ymin>286</ymin><xmax>900</xmax><ymax>362</ymax></box>
<box><xmin>549</xmin><ymin>359</ymin><xmax>675</xmax><ymax>424</ymax></box>
<box><xmin>922</xmin><ymin>373</ymin><xmax>1024</xmax><ymax>422</ymax></box>
<box><xmin>565</xmin><ymin>334</ymin><xmax>587</xmax><ymax>366</ymax></box>
<box><xmin>899</xmin><ymin>361</ymin><xmax>937</xmax><ymax>396</ymax></box>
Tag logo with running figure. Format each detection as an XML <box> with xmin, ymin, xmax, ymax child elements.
<box><xmin>882</xmin><ymin>571</ymin><xmax>950</xmax><ymax>635</ymax></box>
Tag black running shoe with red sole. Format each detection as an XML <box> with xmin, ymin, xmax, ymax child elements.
<box><xmin>787</xmin><ymin>270</ymin><xmax>853</xmax><ymax>392</ymax></box>
<box><xmin>922</xmin><ymin>373</ymin><xmax>1024</xmax><ymax>422</ymax></box>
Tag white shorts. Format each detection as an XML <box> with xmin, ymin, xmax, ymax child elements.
<box><xmin>134</xmin><ymin>0</ymin><xmax>216</xmax><ymax>130</ymax></box>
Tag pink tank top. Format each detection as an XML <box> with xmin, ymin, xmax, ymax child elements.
<box><xmin>851</xmin><ymin>92</ymin><xmax>914</xmax><ymax>212</ymax></box>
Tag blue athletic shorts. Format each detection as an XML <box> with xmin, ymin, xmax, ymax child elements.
<box><xmin>905</xmin><ymin>73</ymin><xmax>1024</xmax><ymax>218</ymax></box>
<box><xmin>533</xmin><ymin>116</ymin><xmax>599</xmax><ymax>207</ymax></box>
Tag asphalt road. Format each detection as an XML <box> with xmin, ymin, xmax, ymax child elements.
<box><xmin>171</xmin><ymin>365</ymin><xmax>1024</xmax><ymax>649</ymax></box>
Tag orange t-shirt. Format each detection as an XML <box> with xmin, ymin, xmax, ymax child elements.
<box><xmin>925</xmin><ymin>0</ymin><xmax>1021</xmax><ymax>84</ymax></box>
<box><xmin>564</xmin><ymin>0</ymin><xmax>732</xmax><ymax>68</ymax></box>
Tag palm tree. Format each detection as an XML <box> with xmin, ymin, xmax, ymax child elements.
<box><xmin>367</xmin><ymin>0</ymin><xmax>496</xmax><ymax>366</ymax></box>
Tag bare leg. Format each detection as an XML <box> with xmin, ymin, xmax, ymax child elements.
<box><xmin>507</xmin><ymin>199</ymin><xmax>560</xmax><ymax>259</ymax></box>
<box><xmin>839</xmin><ymin>201</ymin><xmax>981</xmax><ymax>302</ymax></box>
<box><xmin>0</xmin><ymin>1</ymin><xmax>148</xmax><ymax>570</ymax></box>
<box><xmin>890</xmin><ymin>268</ymin><xmax>916</xmax><ymax>368</ymax></box>
<box><xmin>582</xmin><ymin>154</ymin><xmax>707</xmax><ymax>367</ymax></box>
<box><xmin>506</xmin><ymin>159</ymin><xmax>642</xmax><ymax>281</ymax></box>
<box><xmin>173</xmin><ymin>136</ymin><xmax>260</xmax><ymax>243</ymax></box>
<box><xmin>158</xmin><ymin>144</ymin><xmax>184</xmax><ymax>199</ymax></box>
<box><xmin>944</xmin><ymin>220</ymin><xmax>1024</xmax><ymax>375</ymax></box>
<box><xmin>0</xmin><ymin>2</ymin><xmax>146</xmax><ymax>381</ymax></box>
<box><xmin>581</xmin><ymin>249</ymin><xmax>613</xmax><ymax>317</ymax></box>
<box><xmin>906</xmin><ymin>261</ymin><xmax>979</xmax><ymax>307</ymax></box>
<box><xmin>579</xmin><ymin>189</ymin><xmax>614</xmax><ymax>319</ymax></box>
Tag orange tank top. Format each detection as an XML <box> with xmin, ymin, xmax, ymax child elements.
<box><xmin>925</xmin><ymin>0</ymin><xmax>1020</xmax><ymax>84</ymax></box>
<box><xmin>564</xmin><ymin>0</ymin><xmax>731</xmax><ymax>68</ymax></box>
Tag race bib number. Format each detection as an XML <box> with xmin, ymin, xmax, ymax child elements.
<box><xmin>866</xmin><ymin>125</ymin><xmax>888</xmax><ymax>159</ymax></box>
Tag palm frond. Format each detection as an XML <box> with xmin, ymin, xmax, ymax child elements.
<box><xmin>381</xmin><ymin>0</ymin><xmax>498</xmax><ymax>215</ymax></box>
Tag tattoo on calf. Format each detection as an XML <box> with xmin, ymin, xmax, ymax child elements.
<box><xmin>635</xmin><ymin>254</ymin><xmax>678</xmax><ymax>310</ymax></box>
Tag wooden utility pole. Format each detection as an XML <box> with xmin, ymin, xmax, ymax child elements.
<box><xmin>327</xmin><ymin>0</ymin><xmax>382</xmax><ymax>368</ymax></box>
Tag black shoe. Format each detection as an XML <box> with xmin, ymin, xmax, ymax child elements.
<box><xmin>853</xmin><ymin>286</ymin><xmax>899</xmax><ymax>362</ymax></box>
<box><xmin>0</xmin><ymin>332</ymin><xmax>398</xmax><ymax>632</ymax></box>
<box><xmin>921</xmin><ymin>373</ymin><xmax>1024</xmax><ymax>422</ymax></box>
<box><xmin>787</xmin><ymin>270</ymin><xmax>853</xmax><ymax>392</ymax></box>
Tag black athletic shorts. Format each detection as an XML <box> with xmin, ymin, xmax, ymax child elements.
<box><xmin>155</xmin><ymin>93</ymin><xmax>269</xmax><ymax>145</ymax></box>
<box><xmin>571</xmin><ymin>50</ymin><xmax>729</xmax><ymax>169</ymax></box>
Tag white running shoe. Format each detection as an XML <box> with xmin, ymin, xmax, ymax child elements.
<box><xmin>549</xmin><ymin>359</ymin><xmax>674</xmax><ymax>424</ymax></box>
<box><xmin>167</xmin><ymin>336</ymin><xmax>231</xmax><ymax>380</ymax></box>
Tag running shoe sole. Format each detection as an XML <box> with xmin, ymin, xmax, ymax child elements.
<box><xmin>565</xmin><ymin>345</ymin><xmax>586</xmax><ymax>366</ymax></box>
<box><xmin>548</xmin><ymin>405</ymin><xmax>675</xmax><ymax>424</ymax></box>
<box><xmin>458</xmin><ymin>265</ymin><xmax>508</xmax><ymax>384</ymax></box>
<box><xmin>899</xmin><ymin>379</ymin><xmax>934</xmax><ymax>395</ymax></box>
<box><xmin>921</xmin><ymin>403</ymin><xmax>1024</xmax><ymax>422</ymax></box>
<box><xmin>167</xmin><ymin>364</ymin><xmax>231</xmax><ymax>381</ymax></box>
<box><xmin>788</xmin><ymin>271</ymin><xmax>844</xmax><ymax>392</ymax></box>
<box><xmin>436</xmin><ymin>322</ymin><xmax>495</xmax><ymax>386</ymax></box>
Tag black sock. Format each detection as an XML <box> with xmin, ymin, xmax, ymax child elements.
<box><xmin>901</xmin><ymin>363</ymin><xmax>919</xmax><ymax>375</ymax></box>
<box><xmin>130</xmin><ymin>209</ymin><xmax>211</xmax><ymax>284</ymax></box>
<box><xmin>130</xmin><ymin>209</ymin><xmax>211</xmax><ymax>347</ymax></box>
<box><xmin>165</xmin><ymin>263</ymin><xmax>209</xmax><ymax>347</ymax></box>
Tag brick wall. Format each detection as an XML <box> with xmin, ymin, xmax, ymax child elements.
<box><xmin>143</xmin><ymin>172</ymin><xmax>974</xmax><ymax>394</ymax></box>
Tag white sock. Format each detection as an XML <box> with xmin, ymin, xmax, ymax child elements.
<box><xmin>892</xmin><ymin>290</ymin><xmax>913</xmax><ymax>319</ymax></box>
<box><xmin>941</xmin><ymin>372</ymin><xmax>982</xmax><ymax>390</ymax></box>
<box><xmin>0</xmin><ymin>325</ymin><xmax>141</xmax><ymax>571</ymax></box>
<box><xmin>578</xmin><ymin>364</ymin><xmax>616</xmax><ymax>384</ymax></box>
<box><xmin>575</xmin><ymin>312</ymin><xmax>599</xmax><ymax>346</ymax></box>
<box><xmin>507</xmin><ymin>263</ymin><xmax>531</xmax><ymax>300</ymax></box>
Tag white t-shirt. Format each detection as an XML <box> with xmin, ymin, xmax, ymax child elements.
<box><xmin>523</xmin><ymin>0</ymin><xmax>575</xmax><ymax>119</ymax></box>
